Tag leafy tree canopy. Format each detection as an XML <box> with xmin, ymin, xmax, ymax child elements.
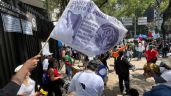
<box><xmin>45</xmin><ymin>0</ymin><xmax>169</xmax><ymax>18</ymax></box>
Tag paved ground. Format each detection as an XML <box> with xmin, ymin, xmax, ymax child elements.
<box><xmin>62</xmin><ymin>56</ymin><xmax>171</xmax><ymax>96</ymax></box>
<box><xmin>105</xmin><ymin>57</ymin><xmax>155</xmax><ymax>96</ymax></box>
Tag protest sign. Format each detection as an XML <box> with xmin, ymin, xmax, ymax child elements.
<box><xmin>51</xmin><ymin>0</ymin><xmax>127</xmax><ymax>56</ymax></box>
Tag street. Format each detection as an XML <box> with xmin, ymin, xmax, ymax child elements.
<box><xmin>105</xmin><ymin>57</ymin><xmax>155</xmax><ymax>96</ymax></box>
<box><xmin>65</xmin><ymin>57</ymin><xmax>157</xmax><ymax>96</ymax></box>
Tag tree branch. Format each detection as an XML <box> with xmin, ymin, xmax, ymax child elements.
<box><xmin>99</xmin><ymin>0</ymin><xmax>108</xmax><ymax>8</ymax></box>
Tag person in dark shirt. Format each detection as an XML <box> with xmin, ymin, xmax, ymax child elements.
<box><xmin>114</xmin><ymin>51</ymin><xmax>132</xmax><ymax>94</ymax></box>
<box><xmin>0</xmin><ymin>55</ymin><xmax>41</xmax><ymax>96</ymax></box>
<box><xmin>100</xmin><ymin>52</ymin><xmax>110</xmax><ymax>70</ymax></box>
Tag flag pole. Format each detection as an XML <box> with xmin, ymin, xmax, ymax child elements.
<box><xmin>38</xmin><ymin>34</ymin><xmax>51</xmax><ymax>55</ymax></box>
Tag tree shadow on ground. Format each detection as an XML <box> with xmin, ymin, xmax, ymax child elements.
<box><xmin>104</xmin><ymin>83</ymin><xmax>120</xmax><ymax>96</ymax></box>
<box><xmin>130</xmin><ymin>73</ymin><xmax>155</xmax><ymax>95</ymax></box>
<box><xmin>131</xmin><ymin>73</ymin><xmax>145</xmax><ymax>80</ymax></box>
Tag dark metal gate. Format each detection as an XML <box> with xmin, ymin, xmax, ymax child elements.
<box><xmin>0</xmin><ymin>0</ymin><xmax>55</xmax><ymax>88</ymax></box>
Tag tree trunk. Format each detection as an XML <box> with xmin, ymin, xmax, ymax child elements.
<box><xmin>161</xmin><ymin>0</ymin><xmax>171</xmax><ymax>44</ymax></box>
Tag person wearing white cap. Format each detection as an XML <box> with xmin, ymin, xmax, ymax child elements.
<box><xmin>0</xmin><ymin>55</ymin><xmax>40</xmax><ymax>96</ymax></box>
<box><xmin>42</xmin><ymin>52</ymin><xmax>53</xmax><ymax>71</ymax></box>
<box><xmin>15</xmin><ymin>65</ymin><xmax>36</xmax><ymax>96</ymax></box>
<box><xmin>144</xmin><ymin>70</ymin><xmax>171</xmax><ymax>96</ymax></box>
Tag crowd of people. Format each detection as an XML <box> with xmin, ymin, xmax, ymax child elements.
<box><xmin>0</xmin><ymin>38</ymin><xmax>171</xmax><ymax>96</ymax></box>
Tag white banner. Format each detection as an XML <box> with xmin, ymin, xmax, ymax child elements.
<box><xmin>1</xmin><ymin>13</ymin><xmax>21</xmax><ymax>32</ymax></box>
<box><xmin>51</xmin><ymin>0</ymin><xmax>127</xmax><ymax>56</ymax></box>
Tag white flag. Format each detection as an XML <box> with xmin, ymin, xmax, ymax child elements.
<box><xmin>51</xmin><ymin>0</ymin><xmax>127</xmax><ymax>56</ymax></box>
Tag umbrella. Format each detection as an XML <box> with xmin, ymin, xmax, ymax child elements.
<box><xmin>142</xmin><ymin>34</ymin><xmax>147</xmax><ymax>38</ymax></box>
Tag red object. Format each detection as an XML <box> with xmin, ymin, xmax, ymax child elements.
<box><xmin>144</xmin><ymin>49</ymin><xmax>158</xmax><ymax>63</ymax></box>
<box><xmin>65</xmin><ymin>61</ymin><xmax>73</xmax><ymax>67</ymax></box>
<box><xmin>148</xmin><ymin>32</ymin><xmax>153</xmax><ymax>37</ymax></box>
<box><xmin>53</xmin><ymin>68</ymin><xmax>61</xmax><ymax>77</ymax></box>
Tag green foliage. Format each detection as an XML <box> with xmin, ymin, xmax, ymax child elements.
<box><xmin>45</xmin><ymin>0</ymin><xmax>169</xmax><ymax>18</ymax></box>
<box><xmin>94</xmin><ymin>0</ymin><xmax>169</xmax><ymax>18</ymax></box>
<box><xmin>159</xmin><ymin>0</ymin><xmax>169</xmax><ymax>12</ymax></box>
<box><xmin>46</xmin><ymin>0</ymin><xmax>58</xmax><ymax>12</ymax></box>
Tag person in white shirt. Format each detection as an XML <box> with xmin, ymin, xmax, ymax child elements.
<box><xmin>15</xmin><ymin>65</ymin><xmax>36</xmax><ymax>96</ymax></box>
<box><xmin>42</xmin><ymin>52</ymin><xmax>53</xmax><ymax>71</ymax></box>
<box><xmin>137</xmin><ymin>42</ymin><xmax>145</xmax><ymax>61</ymax></box>
<box><xmin>68</xmin><ymin>60</ymin><xmax>104</xmax><ymax>96</ymax></box>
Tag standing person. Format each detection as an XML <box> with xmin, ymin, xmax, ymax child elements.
<box><xmin>114</xmin><ymin>51</ymin><xmax>132</xmax><ymax>94</ymax></box>
<box><xmin>42</xmin><ymin>52</ymin><xmax>53</xmax><ymax>71</ymax></box>
<box><xmin>64</xmin><ymin>51</ymin><xmax>73</xmax><ymax>80</ymax></box>
<box><xmin>100</xmin><ymin>52</ymin><xmax>110</xmax><ymax>70</ymax></box>
<box><xmin>96</xmin><ymin>61</ymin><xmax>108</xmax><ymax>86</ymax></box>
<box><xmin>68</xmin><ymin>60</ymin><xmax>104</xmax><ymax>96</ymax></box>
<box><xmin>137</xmin><ymin>42</ymin><xmax>145</xmax><ymax>61</ymax></box>
<box><xmin>41</xmin><ymin>52</ymin><xmax>53</xmax><ymax>90</ymax></box>
<box><xmin>126</xmin><ymin>45</ymin><xmax>133</xmax><ymax>62</ymax></box>
<box><xmin>0</xmin><ymin>55</ymin><xmax>40</xmax><ymax>96</ymax></box>
<box><xmin>162</xmin><ymin>44</ymin><xmax>169</xmax><ymax>58</ymax></box>
<box><xmin>144</xmin><ymin>45</ymin><xmax>158</xmax><ymax>64</ymax></box>
<box><xmin>48</xmin><ymin>59</ymin><xmax>64</xmax><ymax>96</ymax></box>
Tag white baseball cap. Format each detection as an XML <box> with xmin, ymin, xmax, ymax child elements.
<box><xmin>14</xmin><ymin>65</ymin><xmax>23</xmax><ymax>72</ymax></box>
<box><xmin>43</xmin><ymin>52</ymin><xmax>53</xmax><ymax>56</ymax></box>
<box><xmin>161</xmin><ymin>70</ymin><xmax>171</xmax><ymax>82</ymax></box>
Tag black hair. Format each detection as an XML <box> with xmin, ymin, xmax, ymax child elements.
<box><xmin>118</xmin><ymin>51</ymin><xmax>124</xmax><ymax>57</ymax></box>
<box><xmin>47</xmin><ymin>58</ymin><xmax>58</xmax><ymax>70</ymax></box>
<box><xmin>129</xmin><ymin>88</ymin><xmax>139</xmax><ymax>96</ymax></box>
<box><xmin>87</xmin><ymin>60</ymin><xmax>101</xmax><ymax>71</ymax></box>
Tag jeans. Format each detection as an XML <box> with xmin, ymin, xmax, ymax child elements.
<box><xmin>66</xmin><ymin>65</ymin><xmax>72</xmax><ymax>79</ymax></box>
<box><xmin>137</xmin><ymin>51</ymin><xmax>142</xmax><ymax>60</ymax></box>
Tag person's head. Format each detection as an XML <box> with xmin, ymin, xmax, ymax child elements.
<box><xmin>63</xmin><ymin>46</ymin><xmax>66</xmax><ymax>50</ymax></box>
<box><xmin>149</xmin><ymin>45</ymin><xmax>153</xmax><ymax>50</ymax></box>
<box><xmin>48</xmin><ymin>58</ymin><xmax>59</xmax><ymax>69</ymax></box>
<box><xmin>43</xmin><ymin>52</ymin><xmax>53</xmax><ymax>59</ymax></box>
<box><xmin>53</xmin><ymin>60</ymin><xmax>59</xmax><ymax>68</ymax></box>
<box><xmin>114</xmin><ymin>46</ymin><xmax>117</xmax><ymax>49</ymax></box>
<box><xmin>118</xmin><ymin>51</ymin><xmax>124</xmax><ymax>57</ymax></box>
<box><xmin>129</xmin><ymin>88</ymin><xmax>139</xmax><ymax>96</ymax></box>
<box><xmin>66</xmin><ymin>51</ymin><xmax>70</xmax><ymax>55</ymax></box>
<box><xmin>87</xmin><ymin>60</ymin><xmax>101</xmax><ymax>71</ymax></box>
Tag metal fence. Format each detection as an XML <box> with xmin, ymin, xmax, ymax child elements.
<box><xmin>0</xmin><ymin>0</ymin><xmax>55</xmax><ymax>88</ymax></box>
